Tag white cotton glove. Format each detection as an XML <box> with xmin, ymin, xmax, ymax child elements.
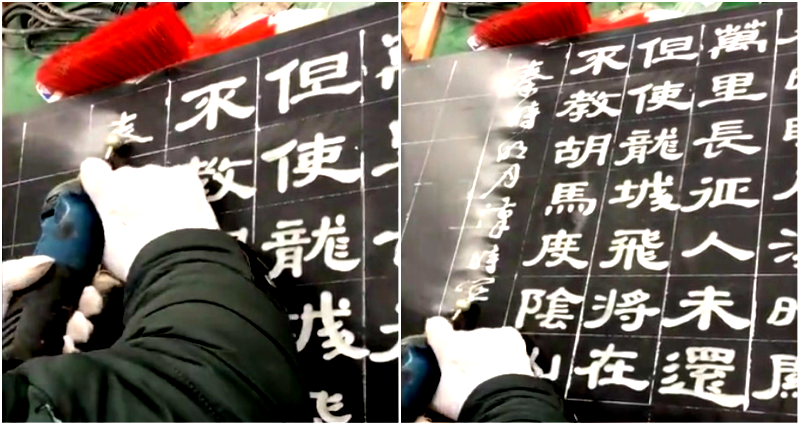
<box><xmin>425</xmin><ymin>317</ymin><xmax>535</xmax><ymax>420</ymax></box>
<box><xmin>2</xmin><ymin>256</ymin><xmax>55</xmax><ymax>317</ymax></box>
<box><xmin>79</xmin><ymin>158</ymin><xmax>220</xmax><ymax>282</ymax></box>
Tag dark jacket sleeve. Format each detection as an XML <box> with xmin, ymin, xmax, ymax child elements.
<box><xmin>3</xmin><ymin>229</ymin><xmax>308</xmax><ymax>422</ymax></box>
<box><xmin>458</xmin><ymin>374</ymin><xmax>570</xmax><ymax>423</ymax></box>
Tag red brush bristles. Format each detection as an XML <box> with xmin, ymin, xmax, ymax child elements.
<box><xmin>474</xmin><ymin>2</ymin><xmax>591</xmax><ymax>48</ymax></box>
<box><xmin>188</xmin><ymin>18</ymin><xmax>277</xmax><ymax>61</ymax></box>
<box><xmin>36</xmin><ymin>3</ymin><xmax>193</xmax><ymax>97</ymax></box>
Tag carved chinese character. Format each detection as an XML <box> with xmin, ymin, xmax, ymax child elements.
<box><xmin>658</xmin><ymin>347</ymin><xmax>746</xmax><ymax>408</ymax></box>
<box><xmin>708</xmin><ymin>19</ymin><xmax>768</xmax><ymax>59</ymax></box>
<box><xmin>530</xmin><ymin>346</ymin><xmax>560</xmax><ymax>381</ymax></box>
<box><xmin>546</xmin><ymin>182</ymin><xmax>596</xmax><ymax>216</ymax></box>
<box><xmin>615</xmin><ymin>128</ymin><xmax>682</xmax><ymax>166</ymax></box>
<box><xmin>189</xmin><ymin>156</ymin><xmax>255</xmax><ymax>202</ymax></box>
<box><xmin>697</xmin><ymin>73</ymin><xmax>767</xmax><ymax>108</ymax></box>
<box><xmin>600</xmin><ymin>229</ymin><xmax>669</xmax><ymax>271</ymax></box>
<box><xmin>227</xmin><ymin>227</ymin><xmax>249</xmax><ymax>243</ymax></box>
<box><xmin>584</xmin><ymin>289</ymin><xmax>660</xmax><ymax>332</ymax></box>
<box><xmin>768</xmin><ymin>228</ymin><xmax>798</xmax><ymax>268</ymax></box>
<box><xmin>681</xmin><ymin>231</ymin><xmax>755</xmax><ymax>261</ymax></box>
<box><xmin>109</xmin><ymin>111</ymin><xmax>153</xmax><ymax>144</ymax></box>
<box><xmin>692</xmin><ymin>120</ymin><xmax>761</xmax><ymax>158</ymax></box>
<box><xmin>468</xmin><ymin>245</ymin><xmax>499</xmax><ymax>274</ymax></box>
<box><xmin>373</xmin><ymin>230</ymin><xmax>399</xmax><ymax>267</ymax></box>
<box><xmin>175</xmin><ymin>77</ymin><xmax>255</xmax><ymax>132</ymax></box>
<box><xmin>376</xmin><ymin>34</ymin><xmax>400</xmax><ymax>91</ymax></box>
<box><xmin>681</xmin><ymin>177</ymin><xmax>759</xmax><ymax>213</ymax></box>
<box><xmin>290</xmin><ymin>291</ymin><xmax>369</xmax><ymax>360</ymax></box>
<box><xmin>752</xmin><ymin>354</ymin><xmax>798</xmax><ymax>401</ymax></box>
<box><xmin>523</xmin><ymin>230</ymin><xmax>588</xmax><ymax>269</ymax></box>
<box><xmin>766</xmin><ymin>297</ymin><xmax>797</xmax><ymax>327</ymax></box>
<box><xmin>265</xmin><ymin>52</ymin><xmax>362</xmax><ymax>114</ymax></box>
<box><xmin>479</xmin><ymin>164</ymin><xmax>519</xmax><ymax>199</ymax></box>
<box><xmin>479</xmin><ymin>197</ymin><xmax>516</xmax><ymax>239</ymax></box>
<box><xmin>261</xmin><ymin>133</ymin><xmax>360</xmax><ymax>193</ymax></box>
<box><xmin>787</xmin><ymin>67</ymin><xmax>798</xmax><ymax>91</ymax></box>
<box><xmin>261</xmin><ymin>215</ymin><xmax>361</xmax><ymax>279</ymax></box>
<box><xmin>662</xmin><ymin>285</ymin><xmax>750</xmax><ymax>330</ymax></box>
<box><xmin>509</xmin><ymin>99</ymin><xmax>540</xmax><ymax>130</ymax></box>
<box><xmin>512</xmin><ymin>60</ymin><xmax>554</xmax><ymax>97</ymax></box>
<box><xmin>455</xmin><ymin>277</ymin><xmax>496</xmax><ymax>306</ymax></box>
<box><xmin>574</xmin><ymin>343</ymin><xmax>649</xmax><ymax>391</ymax></box>
<box><xmin>554</xmin><ymin>134</ymin><xmax>612</xmax><ymax>168</ymax></box>
<box><xmin>515</xmin><ymin>287</ymin><xmax>583</xmax><ymax>330</ymax></box>
<box><xmin>369</xmin><ymin>304</ymin><xmax>399</xmax><ymax>363</ymax></box>
<box><xmin>570</xmin><ymin>45</ymin><xmax>628</xmax><ymax>76</ymax></box>
<box><xmin>497</xmin><ymin>140</ymin><xmax>527</xmax><ymax>162</ymax></box>
<box><xmin>310</xmin><ymin>390</ymin><xmax>352</xmax><ymax>422</ymax></box>
<box><xmin>627</xmin><ymin>81</ymin><xmax>691</xmax><ymax>114</ymax></box>
<box><xmin>608</xmin><ymin>171</ymin><xmax>680</xmax><ymax>212</ymax></box>
<box><xmin>637</xmin><ymin>36</ymin><xmax>698</xmax><ymax>69</ymax></box>
<box><xmin>371</xmin><ymin>120</ymin><xmax>399</xmax><ymax>177</ymax></box>
<box><xmin>784</xmin><ymin>117</ymin><xmax>798</xmax><ymax>144</ymax></box>
<box><xmin>557</xmin><ymin>91</ymin><xmax>621</xmax><ymax>122</ymax></box>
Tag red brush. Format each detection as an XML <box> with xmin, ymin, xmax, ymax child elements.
<box><xmin>36</xmin><ymin>3</ymin><xmax>193</xmax><ymax>98</ymax></box>
<box><xmin>587</xmin><ymin>12</ymin><xmax>649</xmax><ymax>33</ymax></box>
<box><xmin>188</xmin><ymin>17</ymin><xmax>277</xmax><ymax>61</ymax></box>
<box><xmin>474</xmin><ymin>2</ymin><xmax>591</xmax><ymax>48</ymax></box>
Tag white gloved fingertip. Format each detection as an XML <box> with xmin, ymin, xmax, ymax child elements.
<box><xmin>425</xmin><ymin>316</ymin><xmax>454</xmax><ymax>347</ymax></box>
<box><xmin>62</xmin><ymin>335</ymin><xmax>80</xmax><ymax>354</ymax></box>
<box><xmin>66</xmin><ymin>311</ymin><xmax>94</xmax><ymax>344</ymax></box>
<box><xmin>92</xmin><ymin>270</ymin><xmax>121</xmax><ymax>294</ymax></box>
<box><xmin>79</xmin><ymin>158</ymin><xmax>112</xmax><ymax>202</ymax></box>
<box><xmin>78</xmin><ymin>286</ymin><xmax>104</xmax><ymax>317</ymax></box>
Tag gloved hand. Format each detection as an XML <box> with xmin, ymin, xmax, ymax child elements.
<box><xmin>79</xmin><ymin>158</ymin><xmax>220</xmax><ymax>282</ymax></box>
<box><xmin>425</xmin><ymin>317</ymin><xmax>534</xmax><ymax>420</ymax></box>
<box><xmin>2</xmin><ymin>256</ymin><xmax>121</xmax><ymax>353</ymax></box>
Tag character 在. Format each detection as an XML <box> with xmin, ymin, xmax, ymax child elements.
<box><xmin>174</xmin><ymin>76</ymin><xmax>255</xmax><ymax>132</ymax></box>
<box><xmin>265</xmin><ymin>52</ymin><xmax>362</xmax><ymax>114</ymax></box>
<box><xmin>574</xmin><ymin>343</ymin><xmax>649</xmax><ymax>391</ymax></box>
<box><xmin>290</xmin><ymin>291</ymin><xmax>369</xmax><ymax>360</ymax></box>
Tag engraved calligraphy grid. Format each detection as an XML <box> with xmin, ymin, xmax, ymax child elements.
<box><xmin>401</xmin><ymin>4</ymin><xmax>797</xmax><ymax>421</ymax></box>
<box><xmin>2</xmin><ymin>5</ymin><xmax>399</xmax><ymax>423</ymax></box>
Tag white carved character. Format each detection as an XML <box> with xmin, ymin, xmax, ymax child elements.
<box><xmin>265</xmin><ymin>52</ymin><xmax>362</xmax><ymax>114</ymax></box>
<box><xmin>574</xmin><ymin>343</ymin><xmax>649</xmax><ymax>391</ymax></box>
<box><xmin>509</xmin><ymin>99</ymin><xmax>541</xmax><ymax>130</ymax></box>
<box><xmin>627</xmin><ymin>81</ymin><xmax>692</xmax><ymax>114</ymax></box>
<box><xmin>109</xmin><ymin>111</ymin><xmax>153</xmax><ymax>144</ymax></box>
<box><xmin>554</xmin><ymin>134</ymin><xmax>612</xmax><ymax>168</ymax></box>
<box><xmin>480</xmin><ymin>197</ymin><xmax>516</xmax><ymax>240</ymax></box>
<box><xmin>600</xmin><ymin>229</ymin><xmax>669</xmax><ymax>271</ymax></box>
<box><xmin>608</xmin><ymin>171</ymin><xmax>681</xmax><ymax>212</ymax></box>
<box><xmin>766</xmin><ymin>296</ymin><xmax>797</xmax><ymax>327</ymax></box>
<box><xmin>768</xmin><ymin>228</ymin><xmax>798</xmax><ymax>268</ymax></box>
<box><xmin>693</xmin><ymin>120</ymin><xmax>761</xmax><ymax>158</ymax></box>
<box><xmin>615</xmin><ymin>128</ymin><xmax>683</xmax><ymax>166</ymax></box>
<box><xmin>523</xmin><ymin>230</ymin><xmax>588</xmax><ymax>269</ymax></box>
<box><xmin>480</xmin><ymin>164</ymin><xmax>520</xmax><ymax>199</ymax></box>
<box><xmin>373</xmin><ymin>230</ymin><xmax>399</xmax><ymax>267</ymax></box>
<box><xmin>556</xmin><ymin>91</ymin><xmax>621</xmax><ymax>122</ymax></box>
<box><xmin>455</xmin><ymin>277</ymin><xmax>496</xmax><ymax>306</ymax></box>
<box><xmin>227</xmin><ymin>227</ymin><xmax>249</xmax><ymax>244</ymax></box>
<box><xmin>637</xmin><ymin>36</ymin><xmax>698</xmax><ymax>69</ymax></box>
<box><xmin>497</xmin><ymin>140</ymin><xmax>527</xmax><ymax>162</ymax></box>
<box><xmin>530</xmin><ymin>346</ymin><xmax>560</xmax><ymax>381</ymax></box>
<box><xmin>681</xmin><ymin>231</ymin><xmax>755</xmax><ymax>261</ymax></box>
<box><xmin>512</xmin><ymin>59</ymin><xmax>554</xmax><ymax>98</ymax></box>
<box><xmin>662</xmin><ymin>285</ymin><xmax>750</xmax><ymax>330</ymax></box>
<box><xmin>189</xmin><ymin>156</ymin><xmax>256</xmax><ymax>202</ymax></box>
<box><xmin>570</xmin><ymin>45</ymin><xmax>628</xmax><ymax>76</ymax></box>
<box><xmin>708</xmin><ymin>19</ymin><xmax>768</xmax><ymax>59</ymax></box>
<box><xmin>752</xmin><ymin>354</ymin><xmax>798</xmax><ymax>401</ymax></box>
<box><xmin>369</xmin><ymin>304</ymin><xmax>399</xmax><ymax>363</ymax></box>
<box><xmin>697</xmin><ymin>73</ymin><xmax>767</xmax><ymax>108</ymax></box>
<box><xmin>175</xmin><ymin>77</ymin><xmax>255</xmax><ymax>132</ymax></box>
<box><xmin>290</xmin><ymin>291</ymin><xmax>369</xmax><ymax>360</ymax></box>
<box><xmin>681</xmin><ymin>177</ymin><xmax>759</xmax><ymax>212</ymax></box>
<box><xmin>545</xmin><ymin>182</ymin><xmax>597</xmax><ymax>216</ymax></box>
<box><xmin>787</xmin><ymin>67</ymin><xmax>798</xmax><ymax>91</ymax></box>
<box><xmin>514</xmin><ymin>287</ymin><xmax>583</xmax><ymax>330</ymax></box>
<box><xmin>784</xmin><ymin>117</ymin><xmax>798</xmax><ymax>144</ymax></box>
<box><xmin>260</xmin><ymin>133</ymin><xmax>361</xmax><ymax>193</ymax></box>
<box><xmin>658</xmin><ymin>347</ymin><xmax>746</xmax><ymax>408</ymax></box>
<box><xmin>468</xmin><ymin>244</ymin><xmax>500</xmax><ymax>274</ymax></box>
<box><xmin>310</xmin><ymin>391</ymin><xmax>352</xmax><ymax>423</ymax></box>
<box><xmin>371</xmin><ymin>119</ymin><xmax>399</xmax><ymax>177</ymax></box>
<box><xmin>584</xmin><ymin>289</ymin><xmax>660</xmax><ymax>332</ymax></box>
<box><xmin>376</xmin><ymin>34</ymin><xmax>400</xmax><ymax>91</ymax></box>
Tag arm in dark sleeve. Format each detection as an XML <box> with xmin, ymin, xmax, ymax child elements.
<box><xmin>3</xmin><ymin>229</ymin><xmax>308</xmax><ymax>422</ymax></box>
<box><xmin>457</xmin><ymin>374</ymin><xmax>570</xmax><ymax>423</ymax></box>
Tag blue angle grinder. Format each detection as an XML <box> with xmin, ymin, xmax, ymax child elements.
<box><xmin>2</xmin><ymin>137</ymin><xmax>124</xmax><ymax>371</ymax></box>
